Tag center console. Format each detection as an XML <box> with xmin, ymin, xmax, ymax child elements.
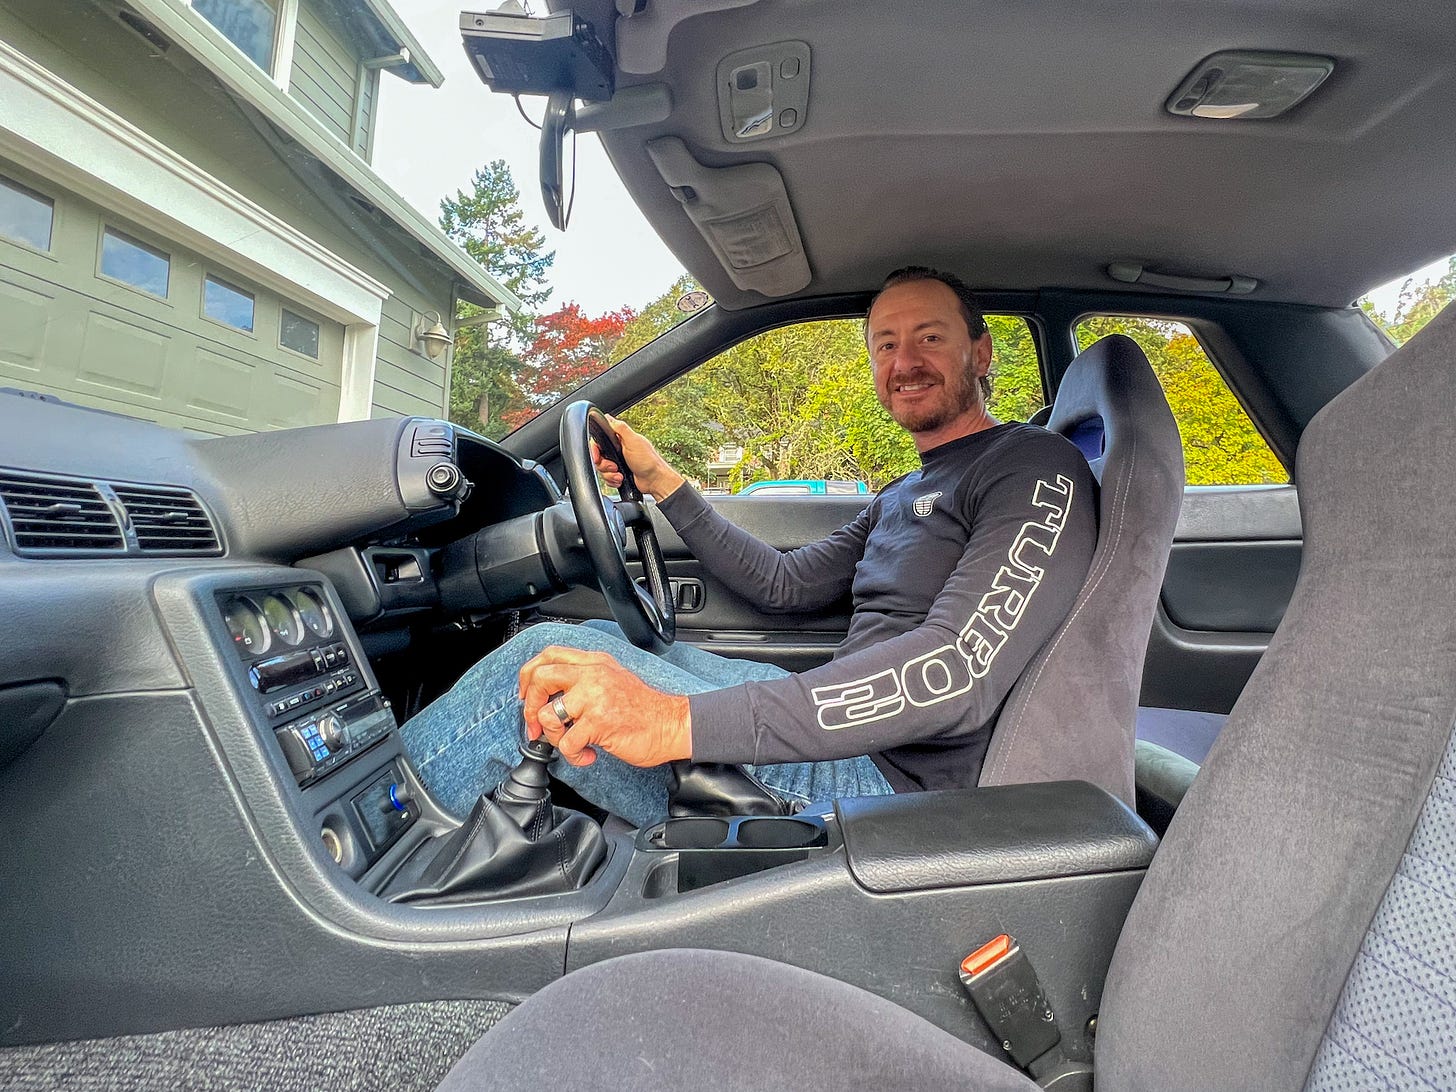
<box><xmin>199</xmin><ymin>573</ymin><xmax>1156</xmax><ymax>1071</ymax></box>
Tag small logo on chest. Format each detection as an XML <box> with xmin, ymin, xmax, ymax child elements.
<box><xmin>912</xmin><ymin>491</ymin><xmax>943</xmax><ymax>517</ymax></box>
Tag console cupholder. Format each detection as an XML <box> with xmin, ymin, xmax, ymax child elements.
<box><xmin>658</xmin><ymin>817</ymin><xmax>732</xmax><ymax>849</ymax></box>
<box><xmin>641</xmin><ymin>813</ymin><xmax>833</xmax><ymax>894</ymax></box>
<box><xmin>734</xmin><ymin>817</ymin><xmax>825</xmax><ymax>849</ymax></box>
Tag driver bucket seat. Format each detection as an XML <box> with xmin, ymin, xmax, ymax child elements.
<box><xmin>980</xmin><ymin>334</ymin><xmax>1184</xmax><ymax>805</ymax></box>
<box><xmin>434</xmin><ymin>301</ymin><xmax>1456</xmax><ymax>1092</ymax></box>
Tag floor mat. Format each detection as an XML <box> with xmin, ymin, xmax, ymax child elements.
<box><xmin>0</xmin><ymin>998</ymin><xmax>512</xmax><ymax>1092</ymax></box>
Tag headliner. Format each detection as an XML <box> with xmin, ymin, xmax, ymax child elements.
<box><xmin>566</xmin><ymin>0</ymin><xmax>1456</xmax><ymax>309</ymax></box>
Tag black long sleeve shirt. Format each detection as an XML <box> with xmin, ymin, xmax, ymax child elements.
<box><xmin>657</xmin><ymin>422</ymin><xmax>1097</xmax><ymax>792</ymax></box>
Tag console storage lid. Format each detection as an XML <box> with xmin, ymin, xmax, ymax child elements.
<box><xmin>837</xmin><ymin>780</ymin><xmax>1157</xmax><ymax>893</ymax></box>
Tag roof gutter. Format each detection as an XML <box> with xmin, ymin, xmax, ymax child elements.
<box><xmin>134</xmin><ymin>0</ymin><xmax>521</xmax><ymax>312</ymax></box>
<box><xmin>355</xmin><ymin>0</ymin><xmax>445</xmax><ymax>87</ymax></box>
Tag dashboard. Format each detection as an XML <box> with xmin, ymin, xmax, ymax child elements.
<box><xmin>0</xmin><ymin>392</ymin><xmax>577</xmax><ymax>903</ymax></box>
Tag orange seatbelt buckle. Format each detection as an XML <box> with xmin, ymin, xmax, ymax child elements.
<box><xmin>960</xmin><ymin>933</ymin><xmax>1014</xmax><ymax>980</ymax></box>
<box><xmin>958</xmin><ymin>933</ymin><xmax>1063</xmax><ymax>1069</ymax></box>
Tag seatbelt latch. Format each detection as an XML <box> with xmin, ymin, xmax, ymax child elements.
<box><xmin>959</xmin><ymin>934</ymin><xmax>1062</xmax><ymax>1069</ymax></box>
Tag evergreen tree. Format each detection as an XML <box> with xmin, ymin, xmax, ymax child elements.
<box><xmin>437</xmin><ymin>160</ymin><xmax>555</xmax><ymax>436</ymax></box>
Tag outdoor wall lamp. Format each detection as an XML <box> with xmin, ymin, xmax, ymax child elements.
<box><xmin>414</xmin><ymin>311</ymin><xmax>453</xmax><ymax>360</ymax></box>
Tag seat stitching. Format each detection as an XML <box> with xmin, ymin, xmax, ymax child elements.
<box><xmin>1356</xmin><ymin>949</ymin><xmax>1456</xmax><ymax>1019</ymax></box>
<box><xmin>1339</xmin><ymin>1013</ymin><xmax>1444</xmax><ymax>1090</ymax></box>
<box><xmin>1399</xmin><ymin>849</ymin><xmax>1456</xmax><ymax>884</ymax></box>
<box><xmin>988</xmin><ymin>425</ymin><xmax>1137</xmax><ymax>782</ymax></box>
<box><xmin>1368</xmin><ymin>922</ymin><xmax>1454</xmax><ymax>984</ymax></box>
<box><xmin>1324</xmin><ymin>1033</ymin><xmax>1402</xmax><ymax>1089</ymax></box>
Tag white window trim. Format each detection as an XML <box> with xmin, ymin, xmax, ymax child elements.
<box><xmin>0</xmin><ymin>38</ymin><xmax>387</xmax><ymax>421</ymax></box>
<box><xmin>272</xmin><ymin>0</ymin><xmax>300</xmax><ymax>90</ymax></box>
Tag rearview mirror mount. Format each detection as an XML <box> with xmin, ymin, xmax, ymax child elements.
<box><xmin>540</xmin><ymin>90</ymin><xmax>576</xmax><ymax>231</ymax></box>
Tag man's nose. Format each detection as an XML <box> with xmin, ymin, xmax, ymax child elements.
<box><xmin>887</xmin><ymin>345</ymin><xmax>925</xmax><ymax>372</ymax></box>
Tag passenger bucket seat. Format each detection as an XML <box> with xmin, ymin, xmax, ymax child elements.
<box><xmin>433</xmin><ymin>301</ymin><xmax>1456</xmax><ymax>1090</ymax></box>
<box><xmin>981</xmin><ymin>334</ymin><xmax>1184</xmax><ymax>805</ymax></box>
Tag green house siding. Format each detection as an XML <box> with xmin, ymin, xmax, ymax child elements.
<box><xmin>370</xmin><ymin>294</ymin><xmax>448</xmax><ymax>418</ymax></box>
<box><xmin>352</xmin><ymin>66</ymin><xmax>378</xmax><ymax>158</ymax></box>
<box><xmin>290</xmin><ymin>3</ymin><xmax>360</xmax><ymax>146</ymax></box>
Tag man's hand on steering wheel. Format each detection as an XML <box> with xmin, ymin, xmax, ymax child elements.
<box><xmin>590</xmin><ymin>415</ymin><xmax>686</xmax><ymax>503</ymax></box>
<box><xmin>561</xmin><ymin>401</ymin><xmax>677</xmax><ymax>651</ymax></box>
<box><xmin>519</xmin><ymin>645</ymin><xmax>692</xmax><ymax>768</ymax></box>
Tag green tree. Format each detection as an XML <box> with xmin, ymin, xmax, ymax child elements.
<box><xmin>438</xmin><ymin>161</ymin><xmax>556</xmax><ymax>436</ymax></box>
<box><xmin>985</xmin><ymin>315</ymin><xmax>1044</xmax><ymax>423</ymax></box>
<box><xmin>439</xmin><ymin>160</ymin><xmax>554</xmax><ymax>321</ymax></box>
<box><xmin>610</xmin><ymin>275</ymin><xmax>700</xmax><ymax>363</ymax></box>
<box><xmin>1076</xmin><ymin>317</ymin><xmax>1288</xmax><ymax>485</ymax></box>
<box><xmin>616</xmin><ymin>278</ymin><xmax>717</xmax><ymax>474</ymax></box>
<box><xmin>1363</xmin><ymin>257</ymin><xmax>1456</xmax><ymax>345</ymax></box>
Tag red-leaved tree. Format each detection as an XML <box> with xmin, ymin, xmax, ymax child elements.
<box><xmin>502</xmin><ymin>303</ymin><xmax>634</xmax><ymax>429</ymax></box>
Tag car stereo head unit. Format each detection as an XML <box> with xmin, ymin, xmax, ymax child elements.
<box><xmin>217</xmin><ymin>585</ymin><xmax>392</xmax><ymax>786</ymax></box>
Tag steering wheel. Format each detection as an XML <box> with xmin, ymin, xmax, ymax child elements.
<box><xmin>560</xmin><ymin>400</ymin><xmax>675</xmax><ymax>653</ymax></box>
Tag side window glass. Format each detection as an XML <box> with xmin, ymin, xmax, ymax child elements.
<box><xmin>1075</xmin><ymin>316</ymin><xmax>1288</xmax><ymax>486</ymax></box>
<box><xmin>623</xmin><ymin>315</ymin><xmax>1043</xmax><ymax>493</ymax></box>
<box><xmin>1360</xmin><ymin>255</ymin><xmax>1455</xmax><ymax>345</ymax></box>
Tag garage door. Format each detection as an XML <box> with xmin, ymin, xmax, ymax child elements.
<box><xmin>0</xmin><ymin>166</ymin><xmax>343</xmax><ymax>436</ymax></box>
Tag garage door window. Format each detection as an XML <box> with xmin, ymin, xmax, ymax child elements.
<box><xmin>0</xmin><ymin>176</ymin><xmax>53</xmax><ymax>252</ymax></box>
<box><xmin>204</xmin><ymin>275</ymin><xmax>255</xmax><ymax>332</ymax></box>
<box><xmin>280</xmin><ymin>309</ymin><xmax>320</xmax><ymax>358</ymax></box>
<box><xmin>101</xmin><ymin>228</ymin><xmax>169</xmax><ymax>298</ymax></box>
<box><xmin>1075</xmin><ymin>316</ymin><xmax>1287</xmax><ymax>485</ymax></box>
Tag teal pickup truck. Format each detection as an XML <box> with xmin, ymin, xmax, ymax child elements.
<box><xmin>738</xmin><ymin>479</ymin><xmax>870</xmax><ymax>496</ymax></box>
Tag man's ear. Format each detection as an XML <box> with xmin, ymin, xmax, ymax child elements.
<box><xmin>971</xmin><ymin>332</ymin><xmax>994</xmax><ymax>376</ymax></box>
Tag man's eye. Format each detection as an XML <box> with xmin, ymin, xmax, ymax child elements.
<box><xmin>923</xmin><ymin>335</ymin><xmax>941</xmax><ymax>343</ymax></box>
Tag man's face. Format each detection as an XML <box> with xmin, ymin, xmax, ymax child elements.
<box><xmin>866</xmin><ymin>280</ymin><xmax>993</xmax><ymax>444</ymax></box>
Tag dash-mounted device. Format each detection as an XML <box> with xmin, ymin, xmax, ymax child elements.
<box><xmin>460</xmin><ymin>7</ymin><xmax>613</xmax><ymax>101</ymax></box>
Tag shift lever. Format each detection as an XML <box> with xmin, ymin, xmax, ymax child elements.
<box><xmin>383</xmin><ymin>697</ymin><xmax>607</xmax><ymax>904</ymax></box>
<box><xmin>490</xmin><ymin>737</ymin><xmax>557</xmax><ymax>831</ymax></box>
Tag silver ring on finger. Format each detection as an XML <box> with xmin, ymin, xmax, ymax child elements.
<box><xmin>551</xmin><ymin>694</ymin><xmax>574</xmax><ymax>731</ymax></box>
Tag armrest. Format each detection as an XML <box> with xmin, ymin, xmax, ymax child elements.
<box><xmin>837</xmin><ymin>780</ymin><xmax>1157</xmax><ymax>893</ymax></box>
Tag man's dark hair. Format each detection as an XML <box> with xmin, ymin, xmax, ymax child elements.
<box><xmin>865</xmin><ymin>266</ymin><xmax>993</xmax><ymax>399</ymax></box>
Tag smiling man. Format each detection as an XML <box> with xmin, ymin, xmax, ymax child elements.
<box><xmin>400</xmin><ymin>267</ymin><xmax>1097</xmax><ymax>827</ymax></box>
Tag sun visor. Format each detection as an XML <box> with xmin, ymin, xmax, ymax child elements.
<box><xmin>645</xmin><ymin>137</ymin><xmax>811</xmax><ymax>298</ymax></box>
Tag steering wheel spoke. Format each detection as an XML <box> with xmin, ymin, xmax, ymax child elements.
<box><xmin>560</xmin><ymin>401</ymin><xmax>676</xmax><ymax>651</ymax></box>
<box><xmin>614</xmin><ymin>499</ymin><xmax>649</xmax><ymax>527</ymax></box>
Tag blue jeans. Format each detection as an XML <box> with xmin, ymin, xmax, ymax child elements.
<box><xmin>399</xmin><ymin>620</ymin><xmax>893</xmax><ymax>828</ymax></box>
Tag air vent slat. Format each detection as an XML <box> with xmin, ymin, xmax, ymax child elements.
<box><xmin>0</xmin><ymin>471</ymin><xmax>124</xmax><ymax>553</ymax></box>
<box><xmin>114</xmin><ymin>485</ymin><xmax>221</xmax><ymax>555</ymax></box>
<box><xmin>0</xmin><ymin>470</ymin><xmax>221</xmax><ymax>556</ymax></box>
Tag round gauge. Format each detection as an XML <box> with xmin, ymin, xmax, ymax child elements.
<box><xmin>260</xmin><ymin>594</ymin><xmax>304</xmax><ymax>647</ymax></box>
<box><xmin>288</xmin><ymin>588</ymin><xmax>334</xmax><ymax>640</ymax></box>
<box><xmin>224</xmin><ymin>597</ymin><xmax>271</xmax><ymax>656</ymax></box>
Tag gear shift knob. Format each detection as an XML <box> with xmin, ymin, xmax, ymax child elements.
<box><xmin>490</xmin><ymin>736</ymin><xmax>557</xmax><ymax>830</ymax></box>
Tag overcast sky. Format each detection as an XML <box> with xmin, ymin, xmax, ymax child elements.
<box><xmin>372</xmin><ymin>1</ymin><xmax>687</xmax><ymax>317</ymax></box>
<box><xmin>372</xmin><ymin>2</ymin><xmax>1444</xmax><ymax>320</ymax></box>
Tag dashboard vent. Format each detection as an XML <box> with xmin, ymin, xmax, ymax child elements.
<box><xmin>114</xmin><ymin>485</ymin><xmax>222</xmax><ymax>555</ymax></box>
<box><xmin>0</xmin><ymin>472</ymin><xmax>124</xmax><ymax>553</ymax></box>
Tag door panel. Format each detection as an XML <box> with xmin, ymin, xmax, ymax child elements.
<box><xmin>1140</xmin><ymin>485</ymin><xmax>1302</xmax><ymax>715</ymax></box>
<box><xmin>653</xmin><ymin>496</ymin><xmax>868</xmax><ymax>670</ymax></box>
<box><xmin>546</xmin><ymin>495</ymin><xmax>870</xmax><ymax>671</ymax></box>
